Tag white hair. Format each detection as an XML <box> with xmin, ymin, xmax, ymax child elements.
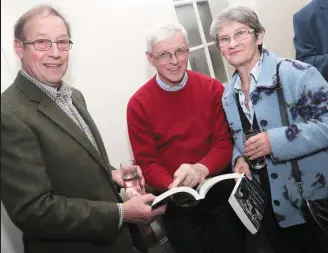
<box><xmin>145</xmin><ymin>23</ymin><xmax>189</xmax><ymax>53</ymax></box>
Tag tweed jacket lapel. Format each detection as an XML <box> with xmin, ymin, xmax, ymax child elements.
<box><xmin>71</xmin><ymin>97</ymin><xmax>123</xmax><ymax>202</ymax></box>
<box><xmin>72</xmin><ymin>96</ymin><xmax>111</xmax><ymax>168</ymax></box>
<box><xmin>15</xmin><ymin>73</ymin><xmax>109</xmax><ymax>171</ymax></box>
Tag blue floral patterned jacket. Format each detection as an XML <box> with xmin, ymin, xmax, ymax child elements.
<box><xmin>222</xmin><ymin>50</ymin><xmax>328</xmax><ymax>228</ymax></box>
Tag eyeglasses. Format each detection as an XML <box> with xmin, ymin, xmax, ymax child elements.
<box><xmin>217</xmin><ymin>29</ymin><xmax>255</xmax><ymax>48</ymax></box>
<box><xmin>150</xmin><ymin>48</ymin><xmax>189</xmax><ymax>62</ymax></box>
<box><xmin>22</xmin><ymin>39</ymin><xmax>73</xmax><ymax>51</ymax></box>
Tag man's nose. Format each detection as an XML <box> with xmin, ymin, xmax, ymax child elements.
<box><xmin>48</xmin><ymin>43</ymin><xmax>61</xmax><ymax>58</ymax></box>
<box><xmin>169</xmin><ymin>53</ymin><xmax>179</xmax><ymax>64</ymax></box>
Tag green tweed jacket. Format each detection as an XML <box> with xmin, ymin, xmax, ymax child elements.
<box><xmin>1</xmin><ymin>72</ymin><xmax>142</xmax><ymax>253</ymax></box>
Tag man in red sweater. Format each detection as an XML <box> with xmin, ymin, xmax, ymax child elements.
<box><xmin>127</xmin><ymin>23</ymin><xmax>244</xmax><ymax>253</ymax></box>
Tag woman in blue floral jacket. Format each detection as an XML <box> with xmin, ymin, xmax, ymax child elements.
<box><xmin>210</xmin><ymin>5</ymin><xmax>328</xmax><ymax>253</ymax></box>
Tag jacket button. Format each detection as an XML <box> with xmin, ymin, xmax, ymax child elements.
<box><xmin>273</xmin><ymin>200</ymin><xmax>280</xmax><ymax>206</ymax></box>
<box><xmin>260</xmin><ymin>120</ymin><xmax>268</xmax><ymax>126</ymax></box>
<box><xmin>271</xmin><ymin>173</ymin><xmax>278</xmax><ymax>179</ymax></box>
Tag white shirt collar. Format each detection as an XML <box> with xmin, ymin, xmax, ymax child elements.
<box><xmin>156</xmin><ymin>72</ymin><xmax>188</xmax><ymax>92</ymax></box>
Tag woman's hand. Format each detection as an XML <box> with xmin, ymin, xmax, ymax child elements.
<box><xmin>244</xmin><ymin>132</ymin><xmax>272</xmax><ymax>160</ymax></box>
<box><xmin>235</xmin><ymin>156</ymin><xmax>252</xmax><ymax>180</ymax></box>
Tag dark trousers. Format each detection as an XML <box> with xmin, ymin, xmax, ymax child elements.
<box><xmin>255</xmin><ymin>168</ymin><xmax>328</xmax><ymax>253</ymax></box>
<box><xmin>162</xmin><ymin>180</ymin><xmax>245</xmax><ymax>253</ymax></box>
<box><xmin>259</xmin><ymin>195</ymin><xmax>328</xmax><ymax>253</ymax></box>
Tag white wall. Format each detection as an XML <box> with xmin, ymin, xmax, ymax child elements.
<box><xmin>1</xmin><ymin>203</ymin><xmax>24</xmax><ymax>253</ymax></box>
<box><xmin>257</xmin><ymin>0</ymin><xmax>311</xmax><ymax>58</ymax></box>
<box><xmin>1</xmin><ymin>0</ymin><xmax>311</xmax><ymax>252</ymax></box>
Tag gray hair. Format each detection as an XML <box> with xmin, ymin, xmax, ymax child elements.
<box><xmin>14</xmin><ymin>4</ymin><xmax>71</xmax><ymax>41</ymax></box>
<box><xmin>145</xmin><ymin>23</ymin><xmax>189</xmax><ymax>53</ymax></box>
<box><xmin>210</xmin><ymin>5</ymin><xmax>265</xmax><ymax>43</ymax></box>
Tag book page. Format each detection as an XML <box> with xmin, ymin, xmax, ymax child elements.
<box><xmin>196</xmin><ymin>173</ymin><xmax>244</xmax><ymax>198</ymax></box>
<box><xmin>151</xmin><ymin>186</ymin><xmax>199</xmax><ymax>209</ymax></box>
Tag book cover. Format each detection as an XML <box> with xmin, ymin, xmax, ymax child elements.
<box><xmin>228</xmin><ymin>175</ymin><xmax>266</xmax><ymax>234</ymax></box>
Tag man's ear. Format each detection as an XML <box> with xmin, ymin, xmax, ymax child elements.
<box><xmin>146</xmin><ymin>52</ymin><xmax>155</xmax><ymax>66</ymax></box>
<box><xmin>14</xmin><ymin>39</ymin><xmax>24</xmax><ymax>59</ymax></box>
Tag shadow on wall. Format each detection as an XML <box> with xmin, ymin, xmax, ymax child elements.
<box><xmin>1</xmin><ymin>203</ymin><xmax>24</xmax><ymax>253</ymax></box>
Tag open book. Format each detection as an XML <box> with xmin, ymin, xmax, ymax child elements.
<box><xmin>151</xmin><ymin>173</ymin><xmax>243</xmax><ymax>209</ymax></box>
<box><xmin>228</xmin><ymin>175</ymin><xmax>266</xmax><ymax>234</ymax></box>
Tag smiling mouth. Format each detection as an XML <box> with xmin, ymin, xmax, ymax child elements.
<box><xmin>44</xmin><ymin>64</ymin><xmax>61</xmax><ymax>68</ymax></box>
<box><xmin>169</xmin><ymin>68</ymin><xmax>180</xmax><ymax>73</ymax></box>
<box><xmin>230</xmin><ymin>51</ymin><xmax>242</xmax><ymax>55</ymax></box>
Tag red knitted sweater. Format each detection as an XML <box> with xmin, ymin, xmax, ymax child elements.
<box><xmin>127</xmin><ymin>70</ymin><xmax>232</xmax><ymax>191</ymax></box>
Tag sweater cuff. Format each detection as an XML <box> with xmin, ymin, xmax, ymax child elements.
<box><xmin>145</xmin><ymin>171</ymin><xmax>173</xmax><ymax>192</ymax></box>
<box><xmin>117</xmin><ymin>203</ymin><xmax>124</xmax><ymax>229</ymax></box>
<box><xmin>153</xmin><ymin>176</ymin><xmax>172</xmax><ymax>192</ymax></box>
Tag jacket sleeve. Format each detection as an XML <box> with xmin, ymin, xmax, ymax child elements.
<box><xmin>1</xmin><ymin>112</ymin><xmax>120</xmax><ymax>243</ymax></box>
<box><xmin>293</xmin><ymin>13</ymin><xmax>328</xmax><ymax>80</ymax></box>
<box><xmin>268</xmin><ymin>65</ymin><xmax>328</xmax><ymax>161</ymax></box>
<box><xmin>232</xmin><ymin>146</ymin><xmax>243</xmax><ymax>171</ymax></box>
<box><xmin>198</xmin><ymin>81</ymin><xmax>233</xmax><ymax>173</ymax></box>
<box><xmin>127</xmin><ymin>98</ymin><xmax>173</xmax><ymax>192</ymax></box>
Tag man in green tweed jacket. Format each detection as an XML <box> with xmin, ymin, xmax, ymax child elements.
<box><xmin>1</xmin><ymin>5</ymin><xmax>165</xmax><ymax>253</ymax></box>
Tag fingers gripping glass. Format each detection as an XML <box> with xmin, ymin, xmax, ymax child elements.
<box><xmin>149</xmin><ymin>48</ymin><xmax>189</xmax><ymax>62</ymax></box>
<box><xmin>120</xmin><ymin>160</ymin><xmax>141</xmax><ymax>199</ymax></box>
<box><xmin>243</xmin><ymin>129</ymin><xmax>266</xmax><ymax>170</ymax></box>
<box><xmin>217</xmin><ymin>29</ymin><xmax>254</xmax><ymax>48</ymax></box>
<box><xmin>22</xmin><ymin>39</ymin><xmax>73</xmax><ymax>51</ymax></box>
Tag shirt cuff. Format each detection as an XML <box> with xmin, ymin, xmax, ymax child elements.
<box><xmin>117</xmin><ymin>203</ymin><xmax>124</xmax><ymax>229</ymax></box>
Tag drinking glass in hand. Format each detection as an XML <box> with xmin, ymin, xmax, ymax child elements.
<box><xmin>120</xmin><ymin>160</ymin><xmax>142</xmax><ymax>199</ymax></box>
<box><xmin>244</xmin><ymin>129</ymin><xmax>266</xmax><ymax>170</ymax></box>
